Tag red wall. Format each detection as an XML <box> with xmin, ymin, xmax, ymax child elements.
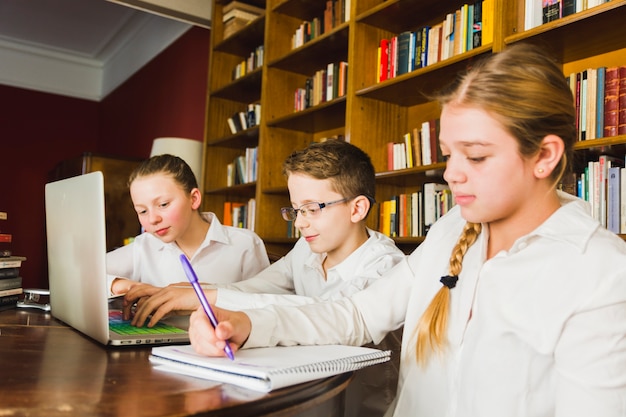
<box><xmin>99</xmin><ymin>26</ymin><xmax>210</xmax><ymax>158</ymax></box>
<box><xmin>0</xmin><ymin>26</ymin><xmax>209</xmax><ymax>289</ymax></box>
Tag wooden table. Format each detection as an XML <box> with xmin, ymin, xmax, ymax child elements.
<box><xmin>0</xmin><ymin>308</ymin><xmax>352</xmax><ymax>417</ymax></box>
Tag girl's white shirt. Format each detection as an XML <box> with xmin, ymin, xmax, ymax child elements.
<box><xmin>106</xmin><ymin>212</ymin><xmax>269</xmax><ymax>292</ymax></box>
<box><xmin>243</xmin><ymin>191</ymin><xmax>626</xmax><ymax>417</ymax></box>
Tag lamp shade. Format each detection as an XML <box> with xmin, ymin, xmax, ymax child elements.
<box><xmin>150</xmin><ymin>137</ymin><xmax>203</xmax><ymax>189</ymax></box>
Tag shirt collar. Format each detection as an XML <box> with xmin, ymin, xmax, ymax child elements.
<box><xmin>304</xmin><ymin>228</ymin><xmax>376</xmax><ymax>281</ymax></box>
<box><xmin>509</xmin><ymin>191</ymin><xmax>597</xmax><ymax>253</ymax></box>
<box><xmin>201</xmin><ymin>212</ymin><xmax>230</xmax><ymax>246</ymax></box>
<box><xmin>159</xmin><ymin>211</ymin><xmax>229</xmax><ymax>254</ymax></box>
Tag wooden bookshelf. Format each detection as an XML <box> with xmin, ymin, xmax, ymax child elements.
<box><xmin>203</xmin><ymin>0</ymin><xmax>626</xmax><ymax>255</ymax></box>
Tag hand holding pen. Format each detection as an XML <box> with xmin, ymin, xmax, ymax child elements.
<box><xmin>179</xmin><ymin>254</ymin><xmax>236</xmax><ymax>360</ymax></box>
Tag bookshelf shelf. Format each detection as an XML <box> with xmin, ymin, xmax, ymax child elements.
<box><xmin>266</xmin><ymin>98</ymin><xmax>347</xmax><ymax>132</ymax></box>
<box><xmin>375</xmin><ymin>163</ymin><xmax>446</xmax><ymax>186</ymax></box>
<box><xmin>210</xmin><ymin>69</ymin><xmax>263</xmax><ymax>102</ymax></box>
<box><xmin>355</xmin><ymin>46</ymin><xmax>491</xmax><ymax>106</ymax></box>
<box><xmin>272</xmin><ymin>0</ymin><xmax>330</xmax><ymax>19</ymax></box>
<box><xmin>205</xmin><ymin>181</ymin><xmax>257</xmax><ymax>196</ymax></box>
<box><xmin>214</xmin><ymin>16</ymin><xmax>265</xmax><ymax>55</ymax></box>
<box><xmin>207</xmin><ymin>127</ymin><xmax>260</xmax><ymax>148</ymax></box>
<box><xmin>504</xmin><ymin>1</ymin><xmax>626</xmax><ymax>63</ymax></box>
<box><xmin>356</xmin><ymin>0</ymin><xmax>457</xmax><ymax>33</ymax></box>
<box><xmin>267</xmin><ymin>25</ymin><xmax>349</xmax><ymax>74</ymax></box>
<box><xmin>573</xmin><ymin>135</ymin><xmax>626</xmax><ymax>151</ymax></box>
<box><xmin>204</xmin><ymin>0</ymin><xmax>626</xmax><ymax>254</ymax></box>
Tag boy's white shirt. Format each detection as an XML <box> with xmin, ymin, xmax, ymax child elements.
<box><xmin>214</xmin><ymin>228</ymin><xmax>406</xmax><ymax>309</ymax></box>
<box><xmin>106</xmin><ymin>212</ymin><xmax>269</xmax><ymax>293</ymax></box>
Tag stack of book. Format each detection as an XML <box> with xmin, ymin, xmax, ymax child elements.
<box><xmin>226</xmin><ymin>104</ymin><xmax>261</xmax><ymax>134</ymax></box>
<box><xmin>226</xmin><ymin>147</ymin><xmax>258</xmax><ymax>186</ymax></box>
<box><xmin>222</xmin><ymin>1</ymin><xmax>264</xmax><ymax>39</ymax></box>
<box><xmin>0</xmin><ymin>211</ymin><xmax>25</xmax><ymax>311</ymax></box>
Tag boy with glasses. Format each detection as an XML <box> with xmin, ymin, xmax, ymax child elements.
<box><xmin>133</xmin><ymin>139</ymin><xmax>404</xmax><ymax>320</ymax></box>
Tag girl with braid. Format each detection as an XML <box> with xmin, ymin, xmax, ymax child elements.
<box><xmin>188</xmin><ymin>43</ymin><xmax>626</xmax><ymax>417</ymax></box>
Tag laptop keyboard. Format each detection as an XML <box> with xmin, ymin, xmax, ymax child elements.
<box><xmin>109</xmin><ymin>311</ymin><xmax>186</xmax><ymax>335</ymax></box>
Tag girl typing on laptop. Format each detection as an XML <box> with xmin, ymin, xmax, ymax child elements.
<box><xmin>106</xmin><ymin>154</ymin><xmax>269</xmax><ymax>325</ymax></box>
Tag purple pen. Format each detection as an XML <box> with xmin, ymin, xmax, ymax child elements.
<box><xmin>179</xmin><ymin>254</ymin><xmax>235</xmax><ymax>360</ymax></box>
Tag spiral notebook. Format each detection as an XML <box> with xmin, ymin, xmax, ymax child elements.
<box><xmin>150</xmin><ymin>344</ymin><xmax>391</xmax><ymax>392</ymax></box>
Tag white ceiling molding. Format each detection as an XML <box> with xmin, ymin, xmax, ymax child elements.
<box><xmin>100</xmin><ymin>14</ymin><xmax>191</xmax><ymax>99</ymax></box>
<box><xmin>0</xmin><ymin>9</ymin><xmax>191</xmax><ymax>101</ymax></box>
<box><xmin>106</xmin><ymin>0</ymin><xmax>211</xmax><ymax>28</ymax></box>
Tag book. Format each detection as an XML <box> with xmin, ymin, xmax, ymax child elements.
<box><xmin>586</xmin><ymin>67</ymin><xmax>597</xmax><ymax>140</ymax></box>
<box><xmin>326</xmin><ymin>62</ymin><xmax>335</xmax><ymax>100</ymax></box>
<box><xmin>596</xmin><ymin>66</ymin><xmax>606</xmax><ymax>139</ymax></box>
<box><xmin>619</xmin><ymin>66</ymin><xmax>626</xmax><ymax>135</ymax></box>
<box><xmin>223</xmin><ymin>17</ymin><xmax>252</xmax><ymax>38</ymax></box>
<box><xmin>562</xmin><ymin>0</ymin><xmax>576</xmax><ymax>16</ymax></box>
<box><xmin>542</xmin><ymin>0</ymin><xmax>560</xmax><ymax>23</ymax></box>
<box><xmin>580</xmin><ymin>69</ymin><xmax>588</xmax><ymax>140</ymax></box>
<box><xmin>472</xmin><ymin>0</ymin><xmax>482</xmax><ymax>49</ymax></box>
<box><xmin>0</xmin><ymin>233</ymin><xmax>12</xmax><ymax>243</ymax></box>
<box><xmin>621</xmin><ymin>168</ymin><xmax>626</xmax><ymax>233</ymax></box>
<box><xmin>0</xmin><ymin>293</ymin><xmax>19</xmax><ymax>310</ymax></box>
<box><xmin>423</xmin><ymin>183</ymin><xmax>449</xmax><ymax>232</ymax></box>
<box><xmin>150</xmin><ymin>344</ymin><xmax>391</xmax><ymax>393</ymax></box>
<box><xmin>412</xmin><ymin>126</ymin><xmax>422</xmax><ymax>166</ymax></box>
<box><xmin>598</xmin><ymin>155</ymin><xmax>624</xmax><ymax>226</ymax></box>
<box><xmin>0</xmin><ymin>287</ymin><xmax>22</xmax><ymax>297</ymax></box>
<box><xmin>429</xmin><ymin>119</ymin><xmax>441</xmax><ymax>162</ymax></box>
<box><xmin>0</xmin><ymin>276</ymin><xmax>22</xmax><ymax>290</ymax></box>
<box><xmin>604</xmin><ymin>66</ymin><xmax>620</xmax><ymax>137</ymax></box>
<box><xmin>607</xmin><ymin>166</ymin><xmax>621</xmax><ymax>233</ymax></box>
<box><xmin>420</xmin><ymin>120</ymin><xmax>432</xmax><ymax>165</ymax></box>
<box><xmin>395</xmin><ymin>31</ymin><xmax>412</xmax><ymax>76</ymax></box>
<box><xmin>223</xmin><ymin>8</ymin><xmax>261</xmax><ymax>23</ymax></box>
<box><xmin>0</xmin><ymin>267</ymin><xmax>19</xmax><ymax>279</ymax></box>
<box><xmin>0</xmin><ymin>256</ymin><xmax>26</xmax><ymax>269</ymax></box>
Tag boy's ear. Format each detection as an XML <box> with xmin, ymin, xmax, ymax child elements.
<box><xmin>190</xmin><ymin>188</ymin><xmax>203</xmax><ymax>210</ymax></box>
<box><xmin>351</xmin><ymin>195</ymin><xmax>371</xmax><ymax>222</ymax></box>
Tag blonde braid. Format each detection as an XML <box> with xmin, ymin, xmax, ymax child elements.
<box><xmin>414</xmin><ymin>222</ymin><xmax>482</xmax><ymax>366</ymax></box>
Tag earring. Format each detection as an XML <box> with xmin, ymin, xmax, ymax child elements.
<box><xmin>537</xmin><ymin>168</ymin><xmax>544</xmax><ymax>174</ymax></box>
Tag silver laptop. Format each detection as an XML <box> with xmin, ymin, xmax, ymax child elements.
<box><xmin>45</xmin><ymin>171</ymin><xmax>189</xmax><ymax>346</ymax></box>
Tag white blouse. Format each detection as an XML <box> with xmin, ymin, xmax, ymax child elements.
<box><xmin>106</xmin><ymin>212</ymin><xmax>269</xmax><ymax>292</ymax></box>
<box><xmin>243</xmin><ymin>192</ymin><xmax>626</xmax><ymax>417</ymax></box>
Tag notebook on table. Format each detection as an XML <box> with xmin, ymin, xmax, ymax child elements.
<box><xmin>45</xmin><ymin>171</ymin><xmax>189</xmax><ymax>346</ymax></box>
<box><xmin>150</xmin><ymin>344</ymin><xmax>391</xmax><ymax>392</ymax></box>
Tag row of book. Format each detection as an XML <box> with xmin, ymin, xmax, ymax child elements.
<box><xmin>291</xmin><ymin>0</ymin><xmax>351</xmax><ymax>49</ymax></box>
<box><xmin>223</xmin><ymin>199</ymin><xmax>256</xmax><ymax>232</ymax></box>
<box><xmin>378</xmin><ymin>0</ymin><xmax>493</xmax><ymax>82</ymax></box>
<box><xmin>222</xmin><ymin>1</ymin><xmax>264</xmax><ymax>39</ymax></box>
<box><xmin>294</xmin><ymin>61</ymin><xmax>348</xmax><ymax>111</ymax></box>
<box><xmin>568</xmin><ymin>155</ymin><xmax>626</xmax><ymax>234</ymax></box>
<box><xmin>0</xmin><ymin>211</ymin><xmax>25</xmax><ymax>311</ymax></box>
<box><xmin>232</xmin><ymin>45</ymin><xmax>264</xmax><ymax>81</ymax></box>
<box><xmin>525</xmin><ymin>0</ymin><xmax>609</xmax><ymax>31</ymax></box>
<box><xmin>226</xmin><ymin>147</ymin><xmax>258</xmax><ymax>186</ymax></box>
<box><xmin>386</xmin><ymin>119</ymin><xmax>443</xmax><ymax>171</ymax></box>
<box><xmin>226</xmin><ymin>104</ymin><xmax>262</xmax><ymax>135</ymax></box>
<box><xmin>568</xmin><ymin>65</ymin><xmax>626</xmax><ymax>141</ymax></box>
<box><xmin>378</xmin><ymin>183</ymin><xmax>454</xmax><ymax>238</ymax></box>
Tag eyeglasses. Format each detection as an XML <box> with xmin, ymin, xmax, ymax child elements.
<box><xmin>280</xmin><ymin>197</ymin><xmax>351</xmax><ymax>221</ymax></box>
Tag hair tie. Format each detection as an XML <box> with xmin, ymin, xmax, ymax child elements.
<box><xmin>440</xmin><ymin>275</ymin><xmax>458</xmax><ymax>289</ymax></box>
